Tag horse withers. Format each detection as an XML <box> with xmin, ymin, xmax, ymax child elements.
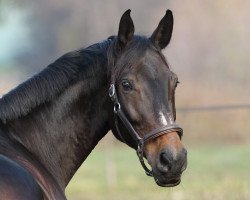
<box><xmin>0</xmin><ymin>9</ymin><xmax>187</xmax><ymax>199</ymax></box>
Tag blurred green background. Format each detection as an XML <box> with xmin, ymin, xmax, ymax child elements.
<box><xmin>0</xmin><ymin>0</ymin><xmax>249</xmax><ymax>199</ymax></box>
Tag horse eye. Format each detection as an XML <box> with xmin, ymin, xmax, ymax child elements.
<box><xmin>121</xmin><ymin>80</ymin><xmax>133</xmax><ymax>91</ymax></box>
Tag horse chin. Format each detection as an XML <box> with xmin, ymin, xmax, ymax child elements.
<box><xmin>153</xmin><ymin>172</ymin><xmax>182</xmax><ymax>187</ymax></box>
<box><xmin>155</xmin><ymin>178</ymin><xmax>181</xmax><ymax>187</ymax></box>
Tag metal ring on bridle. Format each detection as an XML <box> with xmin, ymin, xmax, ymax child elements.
<box><xmin>114</xmin><ymin>102</ymin><xmax>121</xmax><ymax>113</ymax></box>
<box><xmin>109</xmin><ymin>84</ymin><xmax>115</xmax><ymax>98</ymax></box>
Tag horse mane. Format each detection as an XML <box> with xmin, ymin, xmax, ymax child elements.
<box><xmin>0</xmin><ymin>39</ymin><xmax>112</xmax><ymax>123</ymax></box>
<box><xmin>0</xmin><ymin>35</ymin><xmax>167</xmax><ymax>123</ymax></box>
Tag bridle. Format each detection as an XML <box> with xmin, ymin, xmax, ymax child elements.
<box><xmin>109</xmin><ymin>84</ymin><xmax>183</xmax><ymax>177</ymax></box>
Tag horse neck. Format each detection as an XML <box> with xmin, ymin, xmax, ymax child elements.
<box><xmin>3</xmin><ymin>62</ymin><xmax>111</xmax><ymax>189</ymax></box>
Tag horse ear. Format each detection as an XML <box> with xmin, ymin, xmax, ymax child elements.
<box><xmin>150</xmin><ymin>10</ymin><xmax>173</xmax><ymax>49</ymax></box>
<box><xmin>118</xmin><ymin>9</ymin><xmax>134</xmax><ymax>47</ymax></box>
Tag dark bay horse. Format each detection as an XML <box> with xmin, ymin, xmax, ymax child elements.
<box><xmin>0</xmin><ymin>10</ymin><xmax>187</xmax><ymax>199</ymax></box>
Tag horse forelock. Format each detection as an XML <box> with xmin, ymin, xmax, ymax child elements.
<box><xmin>108</xmin><ymin>35</ymin><xmax>168</xmax><ymax>83</ymax></box>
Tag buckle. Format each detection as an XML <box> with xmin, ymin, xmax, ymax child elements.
<box><xmin>109</xmin><ymin>84</ymin><xmax>115</xmax><ymax>97</ymax></box>
<box><xmin>113</xmin><ymin>102</ymin><xmax>121</xmax><ymax>113</ymax></box>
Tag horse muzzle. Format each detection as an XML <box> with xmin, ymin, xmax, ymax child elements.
<box><xmin>148</xmin><ymin>144</ymin><xmax>187</xmax><ymax>187</ymax></box>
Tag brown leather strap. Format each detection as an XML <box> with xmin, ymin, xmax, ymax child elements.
<box><xmin>116</xmin><ymin>108</ymin><xmax>142</xmax><ymax>143</ymax></box>
<box><xmin>143</xmin><ymin>125</ymin><xmax>183</xmax><ymax>143</ymax></box>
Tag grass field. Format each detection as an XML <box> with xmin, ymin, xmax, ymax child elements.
<box><xmin>66</xmin><ymin>144</ymin><xmax>250</xmax><ymax>200</ymax></box>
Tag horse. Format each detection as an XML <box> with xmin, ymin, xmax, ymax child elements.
<box><xmin>0</xmin><ymin>9</ymin><xmax>187</xmax><ymax>199</ymax></box>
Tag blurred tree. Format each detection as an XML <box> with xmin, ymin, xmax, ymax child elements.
<box><xmin>0</xmin><ymin>0</ymin><xmax>7</xmax><ymax>23</ymax></box>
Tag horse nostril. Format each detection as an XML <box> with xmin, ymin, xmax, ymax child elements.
<box><xmin>159</xmin><ymin>152</ymin><xmax>172</xmax><ymax>171</ymax></box>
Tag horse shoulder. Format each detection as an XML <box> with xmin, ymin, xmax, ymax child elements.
<box><xmin>0</xmin><ymin>155</ymin><xmax>44</xmax><ymax>200</ymax></box>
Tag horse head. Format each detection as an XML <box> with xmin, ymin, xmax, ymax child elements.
<box><xmin>108</xmin><ymin>9</ymin><xmax>187</xmax><ymax>187</ymax></box>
